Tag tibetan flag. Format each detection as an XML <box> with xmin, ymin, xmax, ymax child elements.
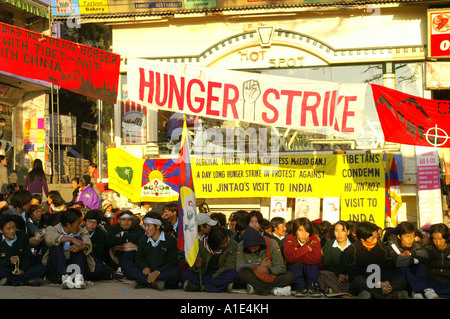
<box><xmin>141</xmin><ymin>159</ymin><xmax>180</xmax><ymax>202</ymax></box>
<box><xmin>384</xmin><ymin>153</ymin><xmax>402</xmax><ymax>227</ymax></box>
<box><xmin>176</xmin><ymin>116</ymin><xmax>198</xmax><ymax>267</ymax></box>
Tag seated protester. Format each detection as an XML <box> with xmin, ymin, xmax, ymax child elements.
<box><xmin>248</xmin><ymin>211</ymin><xmax>270</xmax><ymax>237</ymax></box>
<box><xmin>197</xmin><ymin>213</ymin><xmax>217</xmax><ymax>241</ymax></box>
<box><xmin>228</xmin><ymin>210</ymin><xmax>248</xmax><ymax>236</ymax></box>
<box><xmin>105</xmin><ymin>211</ymin><xmax>145</xmax><ymax>272</ymax></box>
<box><xmin>210</xmin><ymin>212</ymin><xmax>233</xmax><ymax>237</ymax></box>
<box><xmin>344</xmin><ymin>221</ymin><xmax>407</xmax><ymax>299</ymax></box>
<box><xmin>0</xmin><ymin>214</ymin><xmax>47</xmax><ymax>286</ymax></box>
<box><xmin>424</xmin><ymin>223</ymin><xmax>450</xmax><ymax>299</ymax></box>
<box><xmin>127</xmin><ymin>212</ymin><xmax>180</xmax><ymax>290</ymax></box>
<box><xmin>83</xmin><ymin>210</ymin><xmax>119</xmax><ymax>282</ymax></box>
<box><xmin>46</xmin><ymin>191</ymin><xmax>67</xmax><ymax>214</ymax></box>
<box><xmin>283</xmin><ymin>217</ymin><xmax>323</xmax><ymax>297</ymax></box>
<box><xmin>162</xmin><ymin>202</ymin><xmax>179</xmax><ymax>238</ymax></box>
<box><xmin>236</xmin><ymin>226</ymin><xmax>294</xmax><ymax>296</ymax></box>
<box><xmin>319</xmin><ymin>220</ymin><xmax>352</xmax><ymax>294</ymax></box>
<box><xmin>268</xmin><ymin>217</ymin><xmax>287</xmax><ymax>252</ymax></box>
<box><xmin>231</xmin><ymin>216</ymin><xmax>248</xmax><ymax>243</ymax></box>
<box><xmin>387</xmin><ymin>221</ymin><xmax>434</xmax><ymax>299</ymax></box>
<box><xmin>31</xmin><ymin>194</ymin><xmax>42</xmax><ymax>206</ymax></box>
<box><xmin>4</xmin><ymin>190</ymin><xmax>32</xmax><ymax>222</ymax></box>
<box><xmin>182</xmin><ymin>225</ymin><xmax>238</xmax><ymax>293</ymax></box>
<box><xmin>25</xmin><ymin>205</ymin><xmax>46</xmax><ymax>259</ymax></box>
<box><xmin>74</xmin><ymin>175</ymin><xmax>99</xmax><ymax>210</ymax></box>
<box><xmin>262</xmin><ymin>219</ymin><xmax>273</xmax><ymax>235</ymax></box>
<box><xmin>42</xmin><ymin>208</ymin><xmax>94</xmax><ymax>289</ymax></box>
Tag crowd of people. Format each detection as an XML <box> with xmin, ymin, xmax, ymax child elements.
<box><xmin>0</xmin><ymin>160</ymin><xmax>449</xmax><ymax>299</ymax></box>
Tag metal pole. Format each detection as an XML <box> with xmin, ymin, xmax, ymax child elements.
<box><xmin>56</xmin><ymin>86</ymin><xmax>60</xmax><ymax>184</ymax></box>
<box><xmin>97</xmin><ymin>99</ymin><xmax>102</xmax><ymax>183</ymax></box>
<box><xmin>51</xmin><ymin>84</ymin><xmax>55</xmax><ymax>183</ymax></box>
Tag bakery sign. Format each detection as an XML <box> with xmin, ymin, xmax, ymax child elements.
<box><xmin>428</xmin><ymin>9</ymin><xmax>450</xmax><ymax>58</ymax></box>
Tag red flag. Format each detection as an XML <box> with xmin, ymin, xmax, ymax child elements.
<box><xmin>371</xmin><ymin>83</ymin><xmax>450</xmax><ymax>148</ymax></box>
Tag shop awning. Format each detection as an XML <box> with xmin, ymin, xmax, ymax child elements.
<box><xmin>2</xmin><ymin>0</ymin><xmax>50</xmax><ymax>19</ymax></box>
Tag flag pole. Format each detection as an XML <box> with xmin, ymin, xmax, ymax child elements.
<box><xmin>199</xmin><ymin>265</ymin><xmax>203</xmax><ymax>292</ymax></box>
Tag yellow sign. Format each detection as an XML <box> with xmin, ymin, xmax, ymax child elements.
<box><xmin>192</xmin><ymin>153</ymin><xmax>386</xmax><ymax>227</ymax></box>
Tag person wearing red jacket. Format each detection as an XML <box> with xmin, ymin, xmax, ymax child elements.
<box><xmin>283</xmin><ymin>217</ymin><xmax>323</xmax><ymax>297</ymax></box>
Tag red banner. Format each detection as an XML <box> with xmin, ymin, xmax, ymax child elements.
<box><xmin>0</xmin><ymin>23</ymin><xmax>120</xmax><ymax>103</ymax></box>
<box><xmin>371</xmin><ymin>83</ymin><xmax>450</xmax><ymax>148</ymax></box>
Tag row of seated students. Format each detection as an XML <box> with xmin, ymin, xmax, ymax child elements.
<box><xmin>0</xmin><ymin>197</ymin><xmax>449</xmax><ymax>299</ymax></box>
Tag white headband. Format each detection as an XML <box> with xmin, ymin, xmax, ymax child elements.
<box><xmin>143</xmin><ymin>217</ymin><xmax>162</xmax><ymax>226</ymax></box>
<box><xmin>119</xmin><ymin>213</ymin><xmax>133</xmax><ymax>219</ymax></box>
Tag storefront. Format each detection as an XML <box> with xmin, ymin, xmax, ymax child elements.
<box><xmin>0</xmin><ymin>0</ymin><xmax>52</xmax><ymax>184</ymax></box>
<box><xmin>84</xmin><ymin>1</ymin><xmax>441</xmax><ymax>227</ymax></box>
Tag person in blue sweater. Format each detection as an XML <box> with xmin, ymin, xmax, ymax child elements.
<box><xmin>125</xmin><ymin>212</ymin><xmax>180</xmax><ymax>290</ymax></box>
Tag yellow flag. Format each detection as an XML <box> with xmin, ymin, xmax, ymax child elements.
<box><xmin>107</xmin><ymin>148</ymin><xmax>143</xmax><ymax>202</ymax></box>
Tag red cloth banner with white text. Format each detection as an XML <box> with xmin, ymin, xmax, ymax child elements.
<box><xmin>0</xmin><ymin>22</ymin><xmax>120</xmax><ymax>103</ymax></box>
<box><xmin>371</xmin><ymin>83</ymin><xmax>450</xmax><ymax>148</ymax></box>
<box><xmin>127</xmin><ymin>58</ymin><xmax>369</xmax><ymax>136</ymax></box>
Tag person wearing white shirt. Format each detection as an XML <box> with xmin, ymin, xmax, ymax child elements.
<box><xmin>318</xmin><ymin>220</ymin><xmax>352</xmax><ymax>294</ymax></box>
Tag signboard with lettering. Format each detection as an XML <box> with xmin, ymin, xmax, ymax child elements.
<box><xmin>191</xmin><ymin>153</ymin><xmax>386</xmax><ymax>228</ymax></box>
<box><xmin>127</xmin><ymin>58</ymin><xmax>369</xmax><ymax>137</ymax></box>
<box><xmin>416</xmin><ymin>147</ymin><xmax>443</xmax><ymax>228</ymax></box>
<box><xmin>0</xmin><ymin>22</ymin><xmax>120</xmax><ymax>103</ymax></box>
<box><xmin>428</xmin><ymin>9</ymin><xmax>450</xmax><ymax>58</ymax></box>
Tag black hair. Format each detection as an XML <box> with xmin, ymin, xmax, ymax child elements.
<box><xmin>292</xmin><ymin>217</ymin><xmax>313</xmax><ymax>237</ymax></box>
<box><xmin>429</xmin><ymin>223</ymin><xmax>449</xmax><ymax>244</ymax></box>
<box><xmin>11</xmin><ymin>189</ymin><xmax>32</xmax><ymax>209</ymax></box>
<box><xmin>88</xmin><ymin>163</ymin><xmax>98</xmax><ymax>169</ymax></box>
<box><xmin>72</xmin><ymin>177</ymin><xmax>80</xmax><ymax>184</ymax></box>
<box><xmin>31</xmin><ymin>194</ymin><xmax>42</xmax><ymax>204</ymax></box>
<box><xmin>229</xmin><ymin>210</ymin><xmax>248</xmax><ymax>222</ymax></box>
<box><xmin>143</xmin><ymin>212</ymin><xmax>164</xmax><ymax>230</ymax></box>
<box><xmin>48</xmin><ymin>190</ymin><xmax>67</xmax><ymax>207</ymax></box>
<box><xmin>248</xmin><ymin>210</ymin><xmax>264</xmax><ymax>225</ymax></box>
<box><xmin>235</xmin><ymin>216</ymin><xmax>249</xmax><ymax>232</ymax></box>
<box><xmin>0</xmin><ymin>213</ymin><xmax>16</xmax><ymax>230</ymax></box>
<box><xmin>84</xmin><ymin>209</ymin><xmax>107</xmax><ymax>224</ymax></box>
<box><xmin>356</xmin><ymin>222</ymin><xmax>379</xmax><ymax>241</ymax></box>
<box><xmin>262</xmin><ymin>219</ymin><xmax>272</xmax><ymax>232</ymax></box>
<box><xmin>163</xmin><ymin>202</ymin><xmax>178</xmax><ymax>214</ymax></box>
<box><xmin>270</xmin><ymin>217</ymin><xmax>286</xmax><ymax>229</ymax></box>
<box><xmin>27</xmin><ymin>159</ymin><xmax>46</xmax><ymax>181</ymax></box>
<box><xmin>396</xmin><ymin>221</ymin><xmax>416</xmax><ymax>237</ymax></box>
<box><xmin>210</xmin><ymin>212</ymin><xmax>227</xmax><ymax>228</ymax></box>
<box><xmin>61</xmin><ymin>208</ymin><xmax>82</xmax><ymax>226</ymax></box>
<box><xmin>43</xmin><ymin>212</ymin><xmax>62</xmax><ymax>227</ymax></box>
<box><xmin>207</xmin><ymin>225</ymin><xmax>229</xmax><ymax>251</ymax></box>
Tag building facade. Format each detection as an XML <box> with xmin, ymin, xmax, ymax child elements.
<box><xmin>69</xmin><ymin>0</ymin><xmax>450</xmax><ymax>227</ymax></box>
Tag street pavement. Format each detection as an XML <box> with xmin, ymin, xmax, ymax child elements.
<box><xmin>0</xmin><ymin>278</ymin><xmax>313</xmax><ymax>299</ymax></box>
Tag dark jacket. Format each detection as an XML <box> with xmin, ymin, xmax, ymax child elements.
<box><xmin>386</xmin><ymin>236</ymin><xmax>429</xmax><ymax>268</ymax></box>
<box><xmin>425</xmin><ymin>243</ymin><xmax>450</xmax><ymax>282</ymax></box>
<box><xmin>191</xmin><ymin>237</ymin><xmax>238</xmax><ymax>278</ymax></box>
<box><xmin>135</xmin><ymin>232</ymin><xmax>178</xmax><ymax>273</ymax></box>
<box><xmin>236</xmin><ymin>227</ymin><xmax>286</xmax><ymax>275</ymax></box>
<box><xmin>321</xmin><ymin>239</ymin><xmax>348</xmax><ymax>277</ymax></box>
<box><xmin>344</xmin><ymin>240</ymin><xmax>396</xmax><ymax>282</ymax></box>
<box><xmin>0</xmin><ymin>230</ymin><xmax>33</xmax><ymax>272</ymax></box>
<box><xmin>105</xmin><ymin>223</ymin><xmax>145</xmax><ymax>247</ymax></box>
